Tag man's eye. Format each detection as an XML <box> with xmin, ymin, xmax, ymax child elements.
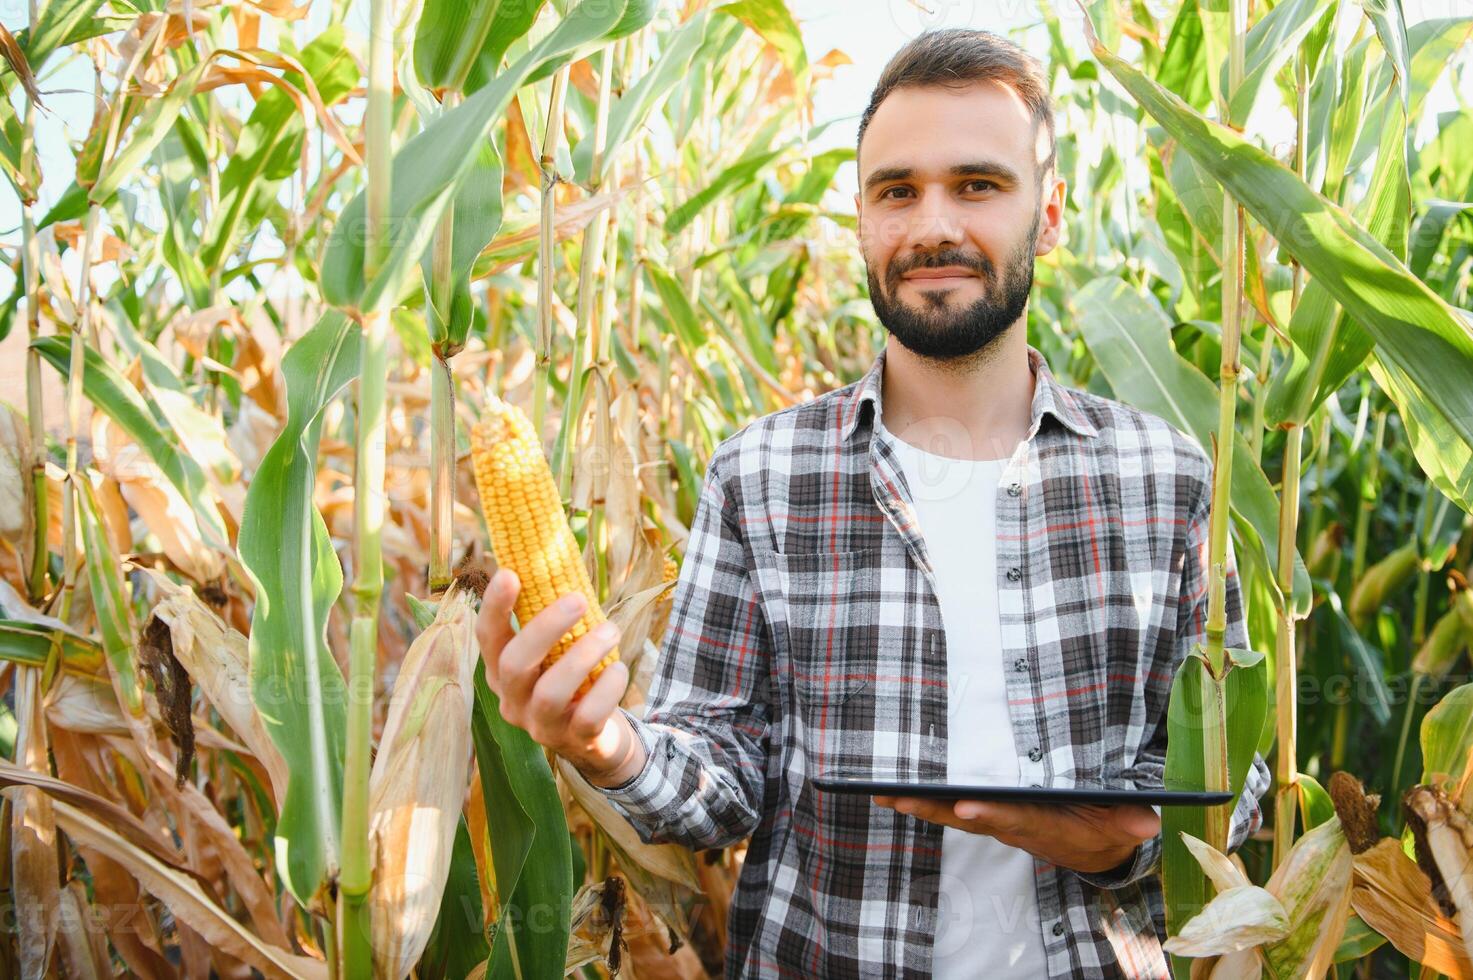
<box><xmin>881</xmin><ymin>186</ymin><xmax>910</xmax><ymax>199</ymax></box>
<box><xmin>967</xmin><ymin>179</ymin><xmax>996</xmax><ymax>192</ymax></box>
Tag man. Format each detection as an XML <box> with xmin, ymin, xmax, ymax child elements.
<box><xmin>475</xmin><ymin>28</ymin><xmax>1269</xmax><ymax>979</ymax></box>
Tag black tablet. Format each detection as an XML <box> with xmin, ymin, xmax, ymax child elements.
<box><xmin>813</xmin><ymin>771</ymin><xmax>1233</xmax><ymax>807</ymax></box>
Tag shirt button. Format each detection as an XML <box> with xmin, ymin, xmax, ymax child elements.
<box><xmin>1007</xmin><ymin>482</ymin><xmax>1022</xmax><ymax>497</ymax></box>
<box><xmin>1052</xmin><ymin>921</ymin><xmax>1065</xmax><ymax>937</ymax></box>
<box><xmin>1006</xmin><ymin>566</ymin><xmax>1022</xmax><ymax>582</ymax></box>
<box><xmin>1028</xmin><ymin>747</ymin><xmax>1043</xmax><ymax>762</ymax></box>
<box><xmin>1013</xmin><ymin>658</ymin><xmax>1027</xmax><ymax>672</ymax></box>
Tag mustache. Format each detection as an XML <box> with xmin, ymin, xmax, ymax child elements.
<box><xmin>888</xmin><ymin>251</ymin><xmax>994</xmax><ymax>286</ymax></box>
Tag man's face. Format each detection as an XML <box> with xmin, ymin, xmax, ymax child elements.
<box><xmin>854</xmin><ymin>79</ymin><xmax>1065</xmax><ymax>363</ymax></box>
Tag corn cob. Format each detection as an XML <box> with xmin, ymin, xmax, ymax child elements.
<box><xmin>470</xmin><ymin>395</ymin><xmax>617</xmax><ymax>698</ymax></box>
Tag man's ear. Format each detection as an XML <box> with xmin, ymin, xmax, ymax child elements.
<box><xmin>1034</xmin><ymin>174</ymin><xmax>1067</xmax><ymax>256</ymax></box>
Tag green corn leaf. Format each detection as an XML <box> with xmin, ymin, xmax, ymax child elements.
<box><xmin>571</xmin><ymin>11</ymin><xmax>717</xmax><ymax>187</ymax></box>
<box><xmin>414</xmin><ymin>0</ymin><xmax>516</xmax><ymax>94</ymax></box>
<box><xmin>417</xmin><ymin>817</ymin><xmax>489</xmax><ymax>980</ymax></box>
<box><xmin>1221</xmin><ymin>0</ymin><xmax>1334</xmax><ymax>127</ymax></box>
<box><xmin>89</xmin><ymin>56</ymin><xmax>217</xmax><ymax>203</ymax></box>
<box><xmin>1161</xmin><ymin>646</ymin><xmax>1269</xmax><ymax>974</ymax></box>
<box><xmin>321</xmin><ymin>0</ymin><xmax>655</xmax><ymax>316</ymax></box>
<box><xmin>713</xmin><ymin>0</ymin><xmax>809</xmax><ymax>105</ymax></box>
<box><xmin>1295</xmin><ymin>772</ymin><xmax>1335</xmax><ymax>832</ymax></box>
<box><xmin>665</xmin><ymin>146</ymin><xmax>785</xmax><ymax>237</ymax></box>
<box><xmin>1073</xmin><ymin>276</ymin><xmax>1312</xmax><ymax>617</ymax></box>
<box><xmin>1360</xmin><ymin>0</ymin><xmax>1411</xmax><ymax>110</ymax></box>
<box><xmin>1419</xmin><ymin>680</ymin><xmax>1473</xmax><ymax>784</ymax></box>
<box><xmin>76</xmin><ymin>479</ymin><xmax>142</xmax><ymax>715</ymax></box>
<box><xmin>19</xmin><ymin>0</ymin><xmax>107</xmax><ymax>69</ymax></box>
<box><xmin>1266</xmin><ymin>19</ymin><xmax>1470</xmax><ymax>428</ymax></box>
<box><xmin>1156</xmin><ymin>1</ymin><xmax>1211</xmax><ymax>113</ymax></box>
<box><xmin>471</xmin><ymin>672</ymin><xmax>573</xmax><ymax>980</ymax></box>
<box><xmin>0</xmin><ymin>85</ymin><xmax>32</xmax><ymax>203</ymax></box>
<box><xmin>421</xmin><ymin>138</ymin><xmax>504</xmax><ymax>354</ymax></box>
<box><xmin>238</xmin><ymin>311</ymin><xmax>360</xmax><ymax>908</ymax></box>
<box><xmin>203</xmin><ymin>25</ymin><xmax>357</xmax><ymax>274</ymax></box>
<box><xmin>644</xmin><ymin>261</ymin><xmax>707</xmax><ymax>353</ymax></box>
<box><xmin>1083</xmin><ymin>18</ymin><xmax>1473</xmax><ymax>520</ymax></box>
<box><xmin>1321</xmin><ymin>590</ymin><xmax>1394</xmax><ymax>726</ymax></box>
<box><xmin>0</xmin><ymin>620</ymin><xmax>104</xmax><ymax>676</ymax></box>
<box><xmin>31</xmin><ymin>336</ymin><xmax>231</xmax><ymax>553</ymax></box>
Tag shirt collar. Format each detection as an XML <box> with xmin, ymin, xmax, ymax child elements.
<box><xmin>840</xmin><ymin>343</ymin><xmax>1100</xmax><ymax>445</ymax></box>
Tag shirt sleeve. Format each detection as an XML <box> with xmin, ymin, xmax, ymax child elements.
<box><xmin>1075</xmin><ymin>475</ymin><xmax>1270</xmax><ymax>889</ymax></box>
<box><xmin>573</xmin><ymin>452</ymin><xmax>773</xmax><ymax>851</ymax></box>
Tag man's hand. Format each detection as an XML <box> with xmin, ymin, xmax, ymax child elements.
<box><xmin>871</xmin><ymin>796</ymin><xmax>1159</xmax><ymax>874</ymax></box>
<box><xmin>475</xmin><ymin>568</ymin><xmax>645</xmax><ymax>788</ymax></box>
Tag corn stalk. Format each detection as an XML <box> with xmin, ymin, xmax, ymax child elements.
<box><xmin>1271</xmin><ymin>47</ymin><xmax>1313</xmax><ymax>871</ymax></box>
<box><xmin>553</xmin><ymin>44</ymin><xmax>616</xmax><ymax>501</ymax></box>
<box><xmin>340</xmin><ymin>0</ymin><xmax>396</xmax><ymax>969</ymax></box>
<box><xmin>532</xmin><ymin>65</ymin><xmax>570</xmax><ymax>442</ymax></box>
<box><xmin>1197</xmin><ymin>0</ymin><xmax>1250</xmax><ymax>855</ymax></box>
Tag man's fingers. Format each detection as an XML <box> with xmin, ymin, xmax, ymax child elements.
<box><xmin>1112</xmin><ymin>804</ymin><xmax>1162</xmax><ymax>842</ymax></box>
<box><xmin>529</xmin><ymin>622</ymin><xmax>621</xmax><ymax>726</ymax></box>
<box><xmin>500</xmin><ymin>591</ymin><xmax>589</xmax><ymax>707</ymax></box>
<box><xmin>475</xmin><ymin>569</ymin><xmax>519</xmax><ymax>687</ymax></box>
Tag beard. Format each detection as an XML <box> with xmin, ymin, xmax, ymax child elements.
<box><xmin>865</xmin><ymin>209</ymin><xmax>1040</xmax><ymax>363</ymax></box>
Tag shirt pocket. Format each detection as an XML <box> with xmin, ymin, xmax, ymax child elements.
<box><xmin>773</xmin><ymin>549</ymin><xmax>883</xmax><ymax>766</ymax></box>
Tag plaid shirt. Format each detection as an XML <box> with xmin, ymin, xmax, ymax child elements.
<box><xmin>583</xmin><ymin>344</ymin><xmax>1270</xmax><ymax>978</ymax></box>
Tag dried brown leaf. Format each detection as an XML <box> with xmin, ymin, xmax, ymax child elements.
<box><xmin>1351</xmin><ymin>837</ymin><xmax>1472</xmax><ymax>978</ymax></box>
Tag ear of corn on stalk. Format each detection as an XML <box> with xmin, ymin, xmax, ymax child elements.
<box><xmin>367</xmin><ymin>580</ymin><xmax>481</xmax><ymax>980</ymax></box>
<box><xmin>1165</xmin><ymin>818</ymin><xmax>1352</xmax><ymax>978</ymax></box>
<box><xmin>1404</xmin><ymin>784</ymin><xmax>1473</xmax><ymax>956</ymax></box>
<box><xmin>1349</xmin><ymin>542</ymin><xmax>1421</xmax><ymax>628</ymax></box>
<box><xmin>1413</xmin><ymin>587</ymin><xmax>1473</xmax><ymax>680</ymax></box>
<box><xmin>470</xmin><ymin>395</ymin><xmax>618</xmax><ymax>698</ymax></box>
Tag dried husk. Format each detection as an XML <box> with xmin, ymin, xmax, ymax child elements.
<box><xmin>1350</xmin><ymin>837</ymin><xmax>1472</xmax><ymax>978</ymax></box>
<box><xmin>1260</xmin><ymin>817</ymin><xmax>1354</xmax><ymax>980</ymax></box>
<box><xmin>1165</xmin><ymin>885</ymin><xmax>1288</xmax><ymax>958</ymax></box>
<box><xmin>1405</xmin><ymin>784</ymin><xmax>1473</xmax><ymax>954</ymax></box>
<box><xmin>366</xmin><ymin>581</ymin><xmax>479</xmax><ymax>980</ymax></box>
<box><xmin>10</xmin><ymin>665</ymin><xmax>59</xmax><ymax>979</ymax></box>
<box><xmin>55</xmin><ymin>878</ymin><xmax>111</xmax><ymax>980</ymax></box>
<box><xmin>1167</xmin><ymin>820</ymin><xmax>1351</xmax><ymax>978</ymax></box>
<box><xmin>135</xmin><ymin>566</ymin><xmax>288</xmax><ymax>799</ymax></box>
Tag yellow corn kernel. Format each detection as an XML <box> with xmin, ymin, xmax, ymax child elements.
<box><xmin>470</xmin><ymin>395</ymin><xmax>617</xmax><ymax>697</ymax></box>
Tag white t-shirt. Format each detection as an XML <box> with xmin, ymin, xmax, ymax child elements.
<box><xmin>881</xmin><ymin>420</ymin><xmax>1050</xmax><ymax>978</ymax></box>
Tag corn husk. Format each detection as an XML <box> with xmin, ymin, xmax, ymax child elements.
<box><xmin>1167</xmin><ymin>818</ymin><xmax>1351</xmax><ymax>979</ymax></box>
<box><xmin>1405</xmin><ymin>784</ymin><xmax>1473</xmax><ymax>956</ymax></box>
<box><xmin>0</xmin><ymin>402</ymin><xmax>32</xmax><ymax>547</ymax></box>
<box><xmin>366</xmin><ymin>580</ymin><xmax>480</xmax><ymax>980</ymax></box>
<box><xmin>1350</xmin><ymin>837</ymin><xmax>1472</xmax><ymax>977</ymax></box>
<box><xmin>134</xmin><ymin>566</ymin><xmax>288</xmax><ymax>800</ymax></box>
<box><xmin>1163</xmin><ymin>885</ymin><xmax>1289</xmax><ymax>956</ymax></box>
<box><xmin>10</xmin><ymin>664</ymin><xmax>59</xmax><ymax>980</ymax></box>
<box><xmin>1305</xmin><ymin>522</ymin><xmax>1344</xmax><ymax>582</ymax></box>
<box><xmin>1349</xmin><ymin>542</ymin><xmax>1421</xmax><ymax>628</ymax></box>
<box><xmin>1260</xmin><ymin>817</ymin><xmax>1354</xmax><ymax>979</ymax></box>
<box><xmin>1415</xmin><ymin>588</ymin><xmax>1473</xmax><ymax>679</ymax></box>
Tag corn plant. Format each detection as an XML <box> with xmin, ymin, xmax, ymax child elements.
<box><xmin>0</xmin><ymin>0</ymin><xmax>1470</xmax><ymax>977</ymax></box>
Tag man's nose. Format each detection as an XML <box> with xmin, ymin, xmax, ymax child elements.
<box><xmin>906</xmin><ymin>190</ymin><xmax>964</xmax><ymax>250</ymax></box>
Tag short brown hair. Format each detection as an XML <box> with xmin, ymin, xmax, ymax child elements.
<box><xmin>857</xmin><ymin>29</ymin><xmax>1057</xmax><ymax>181</ymax></box>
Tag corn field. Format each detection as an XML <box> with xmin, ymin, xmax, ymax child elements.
<box><xmin>0</xmin><ymin>0</ymin><xmax>1470</xmax><ymax>976</ymax></box>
